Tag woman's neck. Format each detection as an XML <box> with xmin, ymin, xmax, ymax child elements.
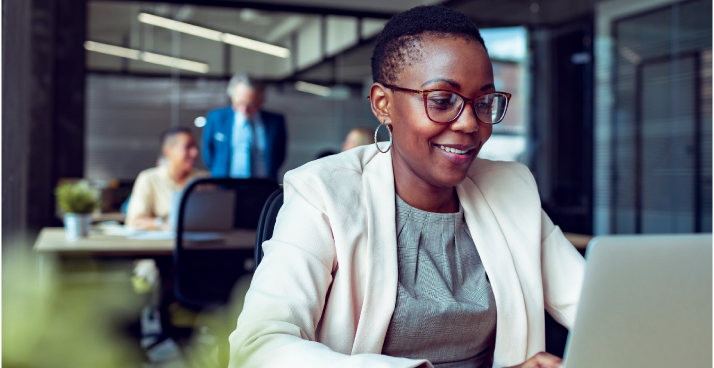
<box><xmin>392</xmin><ymin>155</ymin><xmax>458</xmax><ymax>213</ymax></box>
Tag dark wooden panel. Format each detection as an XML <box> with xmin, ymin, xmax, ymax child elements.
<box><xmin>2</xmin><ymin>0</ymin><xmax>32</xmax><ymax>248</ymax></box>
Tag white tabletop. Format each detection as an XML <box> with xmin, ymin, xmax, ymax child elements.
<box><xmin>33</xmin><ymin>227</ymin><xmax>257</xmax><ymax>257</ymax></box>
<box><xmin>33</xmin><ymin>227</ymin><xmax>588</xmax><ymax>257</ymax></box>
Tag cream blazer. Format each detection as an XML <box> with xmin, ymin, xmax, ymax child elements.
<box><xmin>230</xmin><ymin>144</ymin><xmax>585</xmax><ymax>368</ymax></box>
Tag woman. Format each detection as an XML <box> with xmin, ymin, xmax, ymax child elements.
<box><xmin>230</xmin><ymin>6</ymin><xmax>585</xmax><ymax>368</ymax></box>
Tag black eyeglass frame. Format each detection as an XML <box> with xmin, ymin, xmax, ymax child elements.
<box><xmin>380</xmin><ymin>84</ymin><xmax>512</xmax><ymax>124</ymax></box>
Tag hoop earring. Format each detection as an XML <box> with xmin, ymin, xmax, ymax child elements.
<box><xmin>374</xmin><ymin>122</ymin><xmax>393</xmax><ymax>153</ymax></box>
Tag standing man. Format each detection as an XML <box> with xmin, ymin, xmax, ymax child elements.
<box><xmin>203</xmin><ymin>73</ymin><xmax>287</xmax><ymax>180</ymax></box>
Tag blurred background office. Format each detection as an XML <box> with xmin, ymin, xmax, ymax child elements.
<box><xmin>2</xmin><ymin>0</ymin><xmax>711</xmax><ymax>366</ymax></box>
<box><xmin>5</xmin><ymin>0</ymin><xmax>711</xmax><ymax>246</ymax></box>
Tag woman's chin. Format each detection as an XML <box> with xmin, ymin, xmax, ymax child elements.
<box><xmin>433</xmin><ymin>168</ymin><xmax>471</xmax><ymax>188</ymax></box>
<box><xmin>432</xmin><ymin>157</ymin><xmax>476</xmax><ymax>187</ymax></box>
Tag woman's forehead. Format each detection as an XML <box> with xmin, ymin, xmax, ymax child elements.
<box><xmin>398</xmin><ymin>36</ymin><xmax>492</xmax><ymax>91</ymax></box>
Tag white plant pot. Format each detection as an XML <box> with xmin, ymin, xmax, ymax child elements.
<box><xmin>64</xmin><ymin>213</ymin><xmax>92</xmax><ymax>240</ymax></box>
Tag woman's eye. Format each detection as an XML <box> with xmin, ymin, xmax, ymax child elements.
<box><xmin>475</xmin><ymin>102</ymin><xmax>490</xmax><ymax>110</ymax></box>
<box><xmin>427</xmin><ymin>94</ymin><xmax>457</xmax><ymax>109</ymax></box>
<box><xmin>429</xmin><ymin>99</ymin><xmax>452</xmax><ymax>106</ymax></box>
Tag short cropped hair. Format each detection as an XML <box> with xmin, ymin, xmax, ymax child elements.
<box><xmin>160</xmin><ymin>126</ymin><xmax>193</xmax><ymax>148</ymax></box>
<box><xmin>226</xmin><ymin>72</ymin><xmax>266</xmax><ymax>97</ymax></box>
<box><xmin>371</xmin><ymin>5</ymin><xmax>487</xmax><ymax>84</ymax></box>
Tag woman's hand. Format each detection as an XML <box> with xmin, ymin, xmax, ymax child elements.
<box><xmin>507</xmin><ymin>352</ymin><xmax>563</xmax><ymax>368</ymax></box>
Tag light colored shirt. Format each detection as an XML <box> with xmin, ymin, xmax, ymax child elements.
<box><xmin>230</xmin><ymin>111</ymin><xmax>268</xmax><ymax>178</ymax></box>
<box><xmin>126</xmin><ymin>165</ymin><xmax>209</xmax><ymax>224</ymax></box>
<box><xmin>382</xmin><ymin>196</ymin><xmax>497</xmax><ymax>367</ymax></box>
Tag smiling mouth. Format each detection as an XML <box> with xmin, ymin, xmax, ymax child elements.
<box><xmin>435</xmin><ymin>144</ymin><xmax>473</xmax><ymax>155</ymax></box>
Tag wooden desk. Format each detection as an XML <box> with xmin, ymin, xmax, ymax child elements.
<box><xmin>34</xmin><ymin>227</ymin><xmax>589</xmax><ymax>257</ymax></box>
<box><xmin>92</xmin><ymin>212</ymin><xmax>126</xmax><ymax>224</ymax></box>
<box><xmin>33</xmin><ymin>227</ymin><xmax>257</xmax><ymax>257</ymax></box>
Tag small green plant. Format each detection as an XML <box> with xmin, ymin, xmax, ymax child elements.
<box><xmin>55</xmin><ymin>181</ymin><xmax>100</xmax><ymax>214</ymax></box>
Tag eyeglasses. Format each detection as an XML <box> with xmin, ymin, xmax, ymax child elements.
<box><xmin>381</xmin><ymin>84</ymin><xmax>512</xmax><ymax>124</ymax></box>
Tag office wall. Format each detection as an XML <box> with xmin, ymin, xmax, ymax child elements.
<box><xmin>296</xmin><ymin>17</ymin><xmax>323</xmax><ymax>70</ymax></box>
<box><xmin>85</xmin><ymin>74</ymin><xmax>377</xmax><ymax>181</ymax></box>
<box><xmin>326</xmin><ymin>16</ymin><xmax>358</xmax><ymax>57</ymax></box>
<box><xmin>2</xmin><ymin>0</ymin><xmax>32</xmax><ymax>247</ymax></box>
<box><xmin>529</xmin><ymin>21</ymin><xmax>594</xmax><ymax>234</ymax></box>
<box><xmin>594</xmin><ymin>0</ymin><xmax>712</xmax><ymax>234</ymax></box>
<box><xmin>2</xmin><ymin>0</ymin><xmax>88</xmax><ymax>245</ymax></box>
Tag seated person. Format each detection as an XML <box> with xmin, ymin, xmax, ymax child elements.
<box><xmin>120</xmin><ymin>155</ymin><xmax>168</xmax><ymax>215</ymax></box>
<box><xmin>341</xmin><ymin>126</ymin><xmax>376</xmax><ymax>151</ymax></box>
<box><xmin>230</xmin><ymin>5</ymin><xmax>584</xmax><ymax>368</ymax></box>
<box><xmin>126</xmin><ymin>126</ymin><xmax>209</xmax><ymax>230</ymax></box>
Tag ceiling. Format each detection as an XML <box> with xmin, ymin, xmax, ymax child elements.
<box><xmin>212</xmin><ymin>0</ymin><xmax>442</xmax><ymax>13</ymax></box>
<box><xmin>451</xmin><ymin>0</ymin><xmax>603</xmax><ymax>28</ymax></box>
<box><xmin>88</xmin><ymin>1</ymin><xmax>394</xmax><ymax>79</ymax></box>
<box><xmin>87</xmin><ymin>0</ymin><xmax>604</xmax><ymax>84</ymax></box>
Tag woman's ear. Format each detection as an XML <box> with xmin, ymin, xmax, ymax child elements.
<box><xmin>369</xmin><ymin>83</ymin><xmax>392</xmax><ymax>124</ymax></box>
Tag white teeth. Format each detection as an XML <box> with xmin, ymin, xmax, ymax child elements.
<box><xmin>438</xmin><ymin>145</ymin><xmax>469</xmax><ymax>155</ymax></box>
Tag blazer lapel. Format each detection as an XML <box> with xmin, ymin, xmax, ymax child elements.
<box><xmin>223</xmin><ymin>108</ymin><xmax>234</xmax><ymax>137</ymax></box>
<box><xmin>224</xmin><ymin>109</ymin><xmax>234</xmax><ymax>173</ymax></box>
<box><xmin>351</xmin><ymin>148</ymin><xmax>399</xmax><ymax>355</ymax></box>
<box><xmin>457</xmin><ymin>178</ymin><xmax>528</xmax><ymax>367</ymax></box>
<box><xmin>260</xmin><ymin>111</ymin><xmax>274</xmax><ymax>175</ymax></box>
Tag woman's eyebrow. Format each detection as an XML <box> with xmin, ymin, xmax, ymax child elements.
<box><xmin>420</xmin><ymin>79</ymin><xmax>495</xmax><ymax>92</ymax></box>
<box><xmin>421</xmin><ymin>78</ymin><xmax>461</xmax><ymax>89</ymax></box>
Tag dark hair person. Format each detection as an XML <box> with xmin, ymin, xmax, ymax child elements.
<box><xmin>126</xmin><ymin>126</ymin><xmax>208</xmax><ymax>230</ymax></box>
<box><xmin>230</xmin><ymin>6</ymin><xmax>584</xmax><ymax>368</ymax></box>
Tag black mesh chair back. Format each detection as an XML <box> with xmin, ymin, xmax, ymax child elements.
<box><xmin>254</xmin><ymin>188</ymin><xmax>284</xmax><ymax>270</ymax></box>
<box><xmin>174</xmin><ymin>178</ymin><xmax>279</xmax><ymax>310</ymax></box>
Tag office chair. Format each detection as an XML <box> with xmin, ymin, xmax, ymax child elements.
<box><xmin>174</xmin><ymin>177</ymin><xmax>279</xmax><ymax>310</ymax></box>
<box><xmin>254</xmin><ymin>188</ymin><xmax>283</xmax><ymax>270</ymax></box>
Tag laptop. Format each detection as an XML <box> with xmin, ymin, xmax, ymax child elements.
<box><xmin>563</xmin><ymin>234</ymin><xmax>712</xmax><ymax>368</ymax></box>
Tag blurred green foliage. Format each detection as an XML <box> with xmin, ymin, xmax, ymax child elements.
<box><xmin>54</xmin><ymin>181</ymin><xmax>100</xmax><ymax>214</ymax></box>
<box><xmin>2</xmin><ymin>247</ymin><xmax>143</xmax><ymax>368</ymax></box>
<box><xmin>2</xmin><ymin>243</ymin><xmax>251</xmax><ymax>368</ymax></box>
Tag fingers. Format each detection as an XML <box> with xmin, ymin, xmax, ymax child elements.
<box><xmin>523</xmin><ymin>352</ymin><xmax>563</xmax><ymax>368</ymax></box>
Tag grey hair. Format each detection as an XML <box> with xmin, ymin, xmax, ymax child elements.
<box><xmin>226</xmin><ymin>72</ymin><xmax>266</xmax><ymax>97</ymax></box>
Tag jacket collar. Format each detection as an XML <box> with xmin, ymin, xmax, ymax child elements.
<box><xmin>351</xmin><ymin>145</ymin><xmax>399</xmax><ymax>354</ymax></box>
<box><xmin>457</xmin><ymin>174</ymin><xmax>528</xmax><ymax>366</ymax></box>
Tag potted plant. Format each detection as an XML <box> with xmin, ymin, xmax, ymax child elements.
<box><xmin>55</xmin><ymin>181</ymin><xmax>100</xmax><ymax>240</ymax></box>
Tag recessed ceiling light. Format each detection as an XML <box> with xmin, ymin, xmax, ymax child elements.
<box><xmin>138</xmin><ymin>12</ymin><xmax>290</xmax><ymax>58</ymax></box>
<box><xmin>194</xmin><ymin>116</ymin><xmax>207</xmax><ymax>128</ymax></box>
<box><xmin>84</xmin><ymin>41</ymin><xmax>209</xmax><ymax>73</ymax></box>
<box><xmin>295</xmin><ymin>81</ymin><xmax>331</xmax><ymax>97</ymax></box>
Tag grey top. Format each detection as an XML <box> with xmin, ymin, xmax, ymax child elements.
<box><xmin>381</xmin><ymin>196</ymin><xmax>497</xmax><ymax>368</ymax></box>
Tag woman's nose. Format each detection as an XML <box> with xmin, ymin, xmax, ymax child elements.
<box><xmin>451</xmin><ymin>104</ymin><xmax>480</xmax><ymax>134</ymax></box>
